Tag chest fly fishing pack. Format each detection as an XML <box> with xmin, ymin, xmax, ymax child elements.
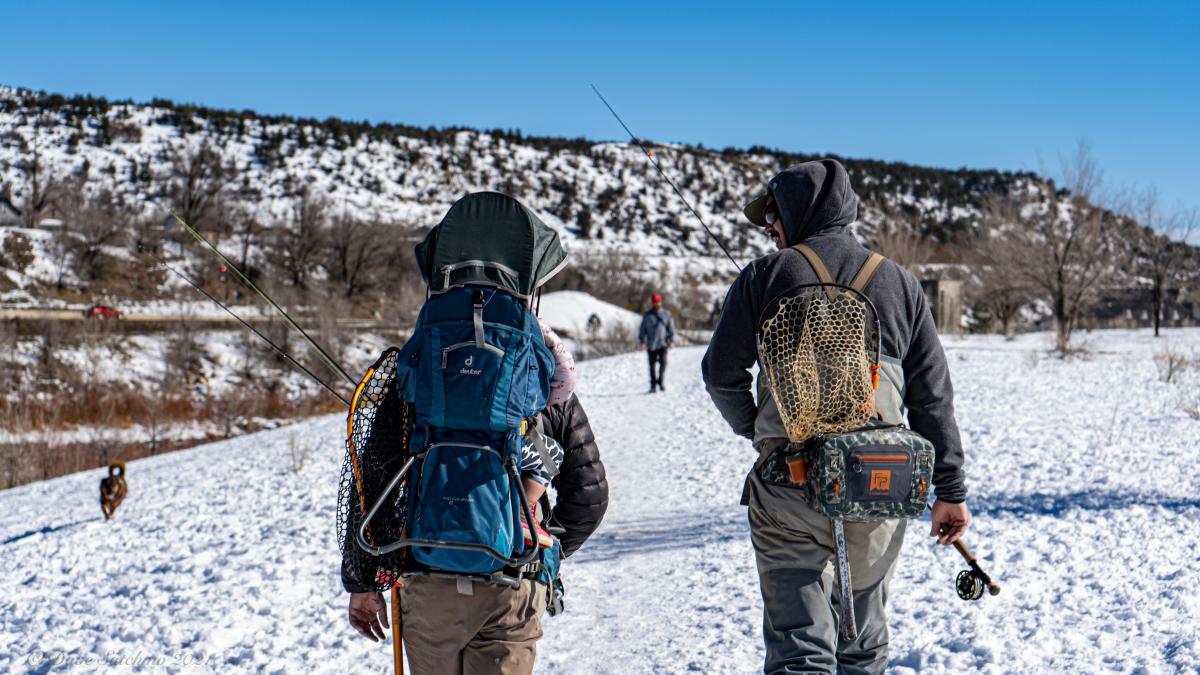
<box><xmin>755</xmin><ymin>244</ymin><xmax>933</xmax><ymax>523</ymax></box>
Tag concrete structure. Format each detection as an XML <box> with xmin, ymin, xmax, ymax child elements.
<box><xmin>920</xmin><ymin>278</ymin><xmax>963</xmax><ymax>335</ymax></box>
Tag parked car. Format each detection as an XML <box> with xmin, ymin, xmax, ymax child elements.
<box><xmin>84</xmin><ymin>304</ymin><xmax>122</xmax><ymax>320</ymax></box>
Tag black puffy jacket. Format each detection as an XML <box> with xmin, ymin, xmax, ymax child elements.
<box><xmin>542</xmin><ymin>394</ymin><xmax>609</xmax><ymax>558</ymax></box>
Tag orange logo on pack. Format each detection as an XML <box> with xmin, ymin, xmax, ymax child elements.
<box><xmin>869</xmin><ymin>470</ymin><xmax>891</xmax><ymax>494</ymax></box>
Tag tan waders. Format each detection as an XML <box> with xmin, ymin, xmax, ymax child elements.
<box><xmin>399</xmin><ymin>576</ymin><xmax>547</xmax><ymax>675</ymax></box>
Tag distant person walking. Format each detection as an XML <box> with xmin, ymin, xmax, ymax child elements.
<box><xmin>638</xmin><ymin>293</ymin><xmax>675</xmax><ymax>393</ymax></box>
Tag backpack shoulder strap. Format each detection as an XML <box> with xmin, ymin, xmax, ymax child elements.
<box><xmin>528</xmin><ymin>415</ymin><xmax>560</xmax><ymax>479</ymax></box>
<box><xmin>849</xmin><ymin>252</ymin><xmax>887</xmax><ymax>293</ymax></box>
<box><xmin>791</xmin><ymin>244</ymin><xmax>835</xmax><ymax>285</ymax></box>
<box><xmin>792</xmin><ymin>244</ymin><xmax>837</xmax><ymax>300</ymax></box>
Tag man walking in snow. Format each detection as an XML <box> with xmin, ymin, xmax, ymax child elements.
<box><xmin>638</xmin><ymin>293</ymin><xmax>675</xmax><ymax>392</ymax></box>
<box><xmin>701</xmin><ymin>159</ymin><xmax>970</xmax><ymax>674</ymax></box>
<box><xmin>345</xmin><ymin>393</ymin><xmax>608</xmax><ymax>675</ymax></box>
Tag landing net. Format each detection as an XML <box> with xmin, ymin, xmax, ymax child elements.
<box><xmin>337</xmin><ymin>349</ymin><xmax>412</xmax><ymax>592</ymax></box>
<box><xmin>759</xmin><ymin>287</ymin><xmax>879</xmax><ymax>443</ymax></box>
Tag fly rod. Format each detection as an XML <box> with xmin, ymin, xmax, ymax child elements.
<box><xmin>164</xmin><ymin>214</ymin><xmax>355</xmax><ymax>387</ymax></box>
<box><xmin>155</xmin><ymin>255</ymin><xmax>349</xmax><ymax>406</ymax></box>
<box><xmin>591</xmin><ymin>84</ymin><xmax>742</xmax><ymax>273</ymax></box>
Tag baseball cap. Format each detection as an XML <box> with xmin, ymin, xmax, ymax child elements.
<box><xmin>744</xmin><ymin>175</ymin><xmax>782</xmax><ymax>226</ymax></box>
<box><xmin>743</xmin><ymin>192</ymin><xmax>771</xmax><ymax>226</ymax></box>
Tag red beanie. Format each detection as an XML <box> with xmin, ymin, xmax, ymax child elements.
<box><xmin>651</xmin><ymin>294</ymin><xmax>662</xmax><ymax>303</ymax></box>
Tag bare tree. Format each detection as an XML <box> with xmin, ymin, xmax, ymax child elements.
<box><xmin>270</xmin><ymin>188</ymin><xmax>329</xmax><ymax>292</ymax></box>
<box><xmin>971</xmin><ymin>202</ymin><xmax>1035</xmax><ymax>337</ymax></box>
<box><xmin>379</xmin><ymin>225</ymin><xmax>429</xmax><ymax>322</ymax></box>
<box><xmin>542</xmin><ymin>248</ymin><xmax>658</xmax><ymax>315</ymax></box>
<box><xmin>0</xmin><ymin>130</ymin><xmax>60</xmax><ymax>228</ymax></box>
<box><xmin>313</xmin><ymin>295</ymin><xmax>353</xmax><ymax>374</ymax></box>
<box><xmin>983</xmin><ymin>142</ymin><xmax>1121</xmax><ymax>353</ymax></box>
<box><xmin>90</xmin><ymin>393</ymin><xmax>122</xmax><ymax>469</ymax></box>
<box><xmin>1129</xmin><ymin>189</ymin><xmax>1197</xmax><ymax>336</ymax></box>
<box><xmin>65</xmin><ymin>189</ymin><xmax>128</xmax><ymax>283</ymax></box>
<box><xmin>864</xmin><ymin>203</ymin><xmax>934</xmax><ymax>273</ymax></box>
<box><xmin>231</xmin><ymin>205</ymin><xmax>264</xmax><ymax>273</ymax></box>
<box><xmin>210</xmin><ymin>390</ymin><xmax>253</xmax><ymax>439</ymax></box>
<box><xmin>158</xmin><ymin>140</ymin><xmax>230</xmax><ymax>230</ymax></box>
<box><xmin>142</xmin><ymin>385</ymin><xmax>168</xmax><ymax>455</ymax></box>
<box><xmin>324</xmin><ymin>214</ymin><xmax>386</xmax><ymax>300</ymax></box>
<box><xmin>162</xmin><ymin>308</ymin><xmax>206</xmax><ymax>394</ymax></box>
<box><xmin>33</xmin><ymin>319</ymin><xmax>69</xmax><ymax>386</ymax></box>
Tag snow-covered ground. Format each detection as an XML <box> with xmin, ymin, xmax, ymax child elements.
<box><xmin>2</xmin><ymin>329</ymin><xmax>1199</xmax><ymax>673</ymax></box>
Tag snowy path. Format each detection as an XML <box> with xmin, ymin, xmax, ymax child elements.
<box><xmin>2</xmin><ymin>329</ymin><xmax>1200</xmax><ymax>673</ymax></box>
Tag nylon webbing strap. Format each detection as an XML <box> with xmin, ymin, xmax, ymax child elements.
<box><xmin>849</xmin><ymin>252</ymin><xmax>886</xmax><ymax>293</ymax></box>
<box><xmin>529</xmin><ymin>416</ymin><xmax>560</xmax><ymax>479</ymax></box>
<box><xmin>793</xmin><ymin>245</ymin><xmax>887</xmax><ymax>296</ymax></box>
<box><xmin>792</xmin><ymin>244</ymin><xmax>836</xmax><ymax>300</ymax></box>
<box><xmin>472</xmin><ymin>293</ymin><xmax>485</xmax><ymax>348</ymax></box>
<box><xmin>792</xmin><ymin>244</ymin><xmax>835</xmax><ymax>285</ymax></box>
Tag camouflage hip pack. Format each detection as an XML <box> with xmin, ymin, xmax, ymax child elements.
<box><xmin>760</xmin><ymin>420</ymin><xmax>934</xmax><ymax>522</ymax></box>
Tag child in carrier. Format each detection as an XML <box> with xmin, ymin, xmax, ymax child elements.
<box><xmin>518</xmin><ymin>318</ymin><xmax>577</xmax><ymax>548</ymax></box>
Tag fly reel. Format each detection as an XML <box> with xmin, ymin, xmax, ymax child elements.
<box><xmin>950</xmin><ymin>539</ymin><xmax>1000</xmax><ymax>601</ymax></box>
<box><xmin>956</xmin><ymin>569</ymin><xmax>986</xmax><ymax>600</ymax></box>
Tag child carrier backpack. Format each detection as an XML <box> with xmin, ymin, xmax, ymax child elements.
<box><xmin>337</xmin><ymin>192</ymin><xmax>568</xmax><ymax>590</ymax></box>
<box><xmin>755</xmin><ymin>244</ymin><xmax>934</xmax><ymax>523</ymax></box>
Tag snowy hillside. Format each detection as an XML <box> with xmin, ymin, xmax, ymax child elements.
<box><xmin>0</xmin><ymin>86</ymin><xmax>1040</xmax><ymax>283</ymax></box>
<box><xmin>3</xmin><ymin>328</ymin><xmax>1199</xmax><ymax>673</ymax></box>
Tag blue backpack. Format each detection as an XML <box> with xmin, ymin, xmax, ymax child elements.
<box><xmin>356</xmin><ymin>285</ymin><xmax>555</xmax><ymax>577</ymax></box>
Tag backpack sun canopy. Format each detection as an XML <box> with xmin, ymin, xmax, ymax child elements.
<box><xmin>415</xmin><ymin>192</ymin><xmax>568</xmax><ymax>298</ymax></box>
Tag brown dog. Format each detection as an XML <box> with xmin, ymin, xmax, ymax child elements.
<box><xmin>99</xmin><ymin>462</ymin><xmax>127</xmax><ymax>520</ymax></box>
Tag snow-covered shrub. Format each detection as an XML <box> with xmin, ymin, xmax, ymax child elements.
<box><xmin>1154</xmin><ymin>340</ymin><xmax>1190</xmax><ymax>383</ymax></box>
<box><xmin>289</xmin><ymin>431</ymin><xmax>312</xmax><ymax>473</ymax></box>
<box><xmin>578</xmin><ymin>321</ymin><xmax>637</xmax><ymax>360</ymax></box>
<box><xmin>0</xmin><ymin>230</ymin><xmax>35</xmax><ymax>272</ymax></box>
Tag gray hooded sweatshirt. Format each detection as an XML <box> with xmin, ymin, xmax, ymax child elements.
<box><xmin>701</xmin><ymin>159</ymin><xmax>967</xmax><ymax>503</ymax></box>
<box><xmin>638</xmin><ymin>308</ymin><xmax>675</xmax><ymax>351</ymax></box>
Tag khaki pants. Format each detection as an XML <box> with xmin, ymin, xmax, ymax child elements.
<box><xmin>746</xmin><ymin>471</ymin><xmax>907</xmax><ymax>675</ymax></box>
<box><xmin>400</xmin><ymin>576</ymin><xmax>547</xmax><ymax>675</ymax></box>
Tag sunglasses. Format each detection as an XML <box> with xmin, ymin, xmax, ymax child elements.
<box><xmin>764</xmin><ymin>202</ymin><xmax>780</xmax><ymax>226</ymax></box>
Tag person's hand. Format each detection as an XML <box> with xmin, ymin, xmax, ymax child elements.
<box><xmin>348</xmin><ymin>591</ymin><xmax>390</xmax><ymax>641</ymax></box>
<box><xmin>638</xmin><ymin>342</ymin><xmax>645</xmax><ymax>350</ymax></box>
<box><xmin>929</xmin><ymin>499</ymin><xmax>970</xmax><ymax>545</ymax></box>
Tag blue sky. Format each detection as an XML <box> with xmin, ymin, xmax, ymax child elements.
<box><xmin>3</xmin><ymin>1</ymin><xmax>1197</xmax><ymax>216</ymax></box>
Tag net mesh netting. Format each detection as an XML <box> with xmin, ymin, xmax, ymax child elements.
<box><xmin>336</xmin><ymin>349</ymin><xmax>413</xmax><ymax>592</ymax></box>
<box><xmin>760</xmin><ymin>287</ymin><xmax>879</xmax><ymax>443</ymax></box>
